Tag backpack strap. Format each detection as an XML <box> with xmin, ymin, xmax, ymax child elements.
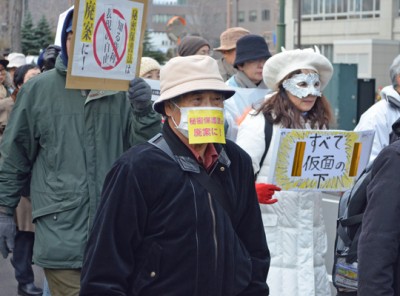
<box><xmin>255</xmin><ymin>117</ymin><xmax>273</xmax><ymax>178</ymax></box>
<box><xmin>149</xmin><ymin>133</ymin><xmax>236</xmax><ymax>226</ymax></box>
<box><xmin>340</xmin><ymin>213</ymin><xmax>363</xmax><ymax>227</ymax></box>
<box><xmin>337</xmin><ymin>213</ymin><xmax>363</xmax><ymax>248</ymax></box>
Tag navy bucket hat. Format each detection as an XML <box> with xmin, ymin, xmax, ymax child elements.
<box><xmin>234</xmin><ymin>34</ymin><xmax>272</xmax><ymax>68</ymax></box>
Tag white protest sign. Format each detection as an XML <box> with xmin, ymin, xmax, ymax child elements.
<box><xmin>143</xmin><ymin>78</ymin><xmax>160</xmax><ymax>102</ymax></box>
<box><xmin>66</xmin><ymin>0</ymin><xmax>147</xmax><ymax>91</ymax></box>
<box><xmin>268</xmin><ymin>129</ymin><xmax>375</xmax><ymax>191</ymax></box>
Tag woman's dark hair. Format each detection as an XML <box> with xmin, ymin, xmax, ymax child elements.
<box><xmin>256</xmin><ymin>70</ymin><xmax>334</xmax><ymax>129</ymax></box>
<box><xmin>13</xmin><ymin>64</ymin><xmax>37</xmax><ymax>89</ymax></box>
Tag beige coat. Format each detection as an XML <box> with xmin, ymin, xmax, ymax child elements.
<box><xmin>0</xmin><ymin>96</ymin><xmax>14</xmax><ymax>141</ymax></box>
<box><xmin>15</xmin><ymin>196</ymin><xmax>34</xmax><ymax>232</ymax></box>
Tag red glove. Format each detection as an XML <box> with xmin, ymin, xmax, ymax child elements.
<box><xmin>255</xmin><ymin>183</ymin><xmax>281</xmax><ymax>204</ymax></box>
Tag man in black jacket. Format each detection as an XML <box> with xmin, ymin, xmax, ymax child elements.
<box><xmin>358</xmin><ymin>118</ymin><xmax>400</xmax><ymax>295</ymax></box>
<box><xmin>80</xmin><ymin>55</ymin><xmax>270</xmax><ymax>295</ymax></box>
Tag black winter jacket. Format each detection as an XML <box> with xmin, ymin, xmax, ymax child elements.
<box><xmin>80</xmin><ymin>123</ymin><xmax>270</xmax><ymax>295</ymax></box>
<box><xmin>358</xmin><ymin>138</ymin><xmax>400</xmax><ymax>296</ymax></box>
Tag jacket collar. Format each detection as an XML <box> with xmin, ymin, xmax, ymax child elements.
<box><xmin>55</xmin><ymin>55</ymin><xmax>67</xmax><ymax>75</ymax></box>
<box><xmin>162</xmin><ymin>121</ymin><xmax>231</xmax><ymax>173</ymax></box>
<box><xmin>381</xmin><ymin>85</ymin><xmax>400</xmax><ymax>109</ymax></box>
<box><xmin>55</xmin><ymin>56</ymin><xmax>118</xmax><ymax>101</ymax></box>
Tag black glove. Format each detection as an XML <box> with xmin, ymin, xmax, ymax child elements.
<box><xmin>42</xmin><ymin>45</ymin><xmax>61</xmax><ymax>72</ymax></box>
<box><xmin>44</xmin><ymin>45</ymin><xmax>61</xmax><ymax>60</ymax></box>
<box><xmin>128</xmin><ymin>77</ymin><xmax>152</xmax><ymax>114</ymax></box>
<box><xmin>0</xmin><ymin>212</ymin><xmax>16</xmax><ymax>259</ymax></box>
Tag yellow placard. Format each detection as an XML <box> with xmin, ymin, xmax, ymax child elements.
<box><xmin>81</xmin><ymin>0</ymin><xmax>96</xmax><ymax>42</ymax></box>
<box><xmin>126</xmin><ymin>8</ymin><xmax>138</xmax><ymax>64</ymax></box>
<box><xmin>187</xmin><ymin>109</ymin><xmax>225</xmax><ymax>144</ymax></box>
<box><xmin>291</xmin><ymin>141</ymin><xmax>306</xmax><ymax>177</ymax></box>
<box><xmin>349</xmin><ymin>142</ymin><xmax>362</xmax><ymax>177</ymax></box>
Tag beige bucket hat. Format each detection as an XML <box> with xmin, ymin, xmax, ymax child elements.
<box><xmin>214</xmin><ymin>27</ymin><xmax>250</xmax><ymax>52</ymax></box>
<box><xmin>153</xmin><ymin>55</ymin><xmax>235</xmax><ymax>115</ymax></box>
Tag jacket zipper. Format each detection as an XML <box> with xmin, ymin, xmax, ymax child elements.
<box><xmin>189</xmin><ymin>179</ymin><xmax>200</xmax><ymax>296</ymax></box>
<box><xmin>208</xmin><ymin>193</ymin><xmax>218</xmax><ymax>273</ymax></box>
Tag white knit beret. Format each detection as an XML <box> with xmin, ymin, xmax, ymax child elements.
<box><xmin>263</xmin><ymin>47</ymin><xmax>333</xmax><ymax>91</ymax></box>
<box><xmin>139</xmin><ymin>57</ymin><xmax>161</xmax><ymax>77</ymax></box>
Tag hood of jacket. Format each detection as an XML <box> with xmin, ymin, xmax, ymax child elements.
<box><xmin>60</xmin><ymin>9</ymin><xmax>74</xmax><ymax>67</ymax></box>
<box><xmin>381</xmin><ymin>85</ymin><xmax>400</xmax><ymax>109</ymax></box>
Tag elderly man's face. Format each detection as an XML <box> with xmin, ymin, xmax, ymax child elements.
<box><xmin>165</xmin><ymin>90</ymin><xmax>224</xmax><ymax>125</ymax></box>
<box><xmin>222</xmin><ymin>49</ymin><xmax>236</xmax><ymax>65</ymax></box>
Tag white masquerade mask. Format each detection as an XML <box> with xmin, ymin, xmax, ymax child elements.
<box><xmin>171</xmin><ymin>103</ymin><xmax>225</xmax><ymax>143</ymax></box>
<box><xmin>282</xmin><ymin>73</ymin><xmax>322</xmax><ymax>98</ymax></box>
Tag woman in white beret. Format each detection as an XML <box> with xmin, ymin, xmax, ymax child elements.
<box><xmin>236</xmin><ymin>47</ymin><xmax>334</xmax><ymax>296</ymax></box>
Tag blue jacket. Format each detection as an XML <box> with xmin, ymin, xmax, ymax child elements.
<box><xmin>80</xmin><ymin>122</ymin><xmax>270</xmax><ymax>295</ymax></box>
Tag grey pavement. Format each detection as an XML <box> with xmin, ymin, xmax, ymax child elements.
<box><xmin>321</xmin><ymin>192</ymin><xmax>341</xmax><ymax>296</ymax></box>
<box><xmin>0</xmin><ymin>255</ymin><xmax>44</xmax><ymax>296</ymax></box>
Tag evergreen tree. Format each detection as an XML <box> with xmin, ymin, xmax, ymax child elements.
<box><xmin>142</xmin><ymin>30</ymin><xmax>167</xmax><ymax>64</ymax></box>
<box><xmin>35</xmin><ymin>15</ymin><xmax>53</xmax><ymax>50</ymax></box>
<box><xmin>21</xmin><ymin>12</ymin><xmax>37</xmax><ymax>55</ymax></box>
<box><xmin>142</xmin><ymin>29</ymin><xmax>153</xmax><ymax>55</ymax></box>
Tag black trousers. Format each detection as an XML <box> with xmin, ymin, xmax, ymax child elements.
<box><xmin>11</xmin><ymin>230</ymin><xmax>35</xmax><ymax>284</ymax></box>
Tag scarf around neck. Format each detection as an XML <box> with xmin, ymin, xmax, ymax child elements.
<box><xmin>234</xmin><ymin>70</ymin><xmax>267</xmax><ymax>89</ymax></box>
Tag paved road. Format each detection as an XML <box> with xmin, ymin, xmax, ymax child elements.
<box><xmin>321</xmin><ymin>192</ymin><xmax>340</xmax><ymax>296</ymax></box>
<box><xmin>0</xmin><ymin>255</ymin><xmax>44</xmax><ymax>296</ymax></box>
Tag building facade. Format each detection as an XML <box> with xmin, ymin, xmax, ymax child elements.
<box><xmin>285</xmin><ymin>0</ymin><xmax>400</xmax><ymax>88</ymax></box>
<box><xmin>146</xmin><ymin>0</ymin><xmax>279</xmax><ymax>56</ymax></box>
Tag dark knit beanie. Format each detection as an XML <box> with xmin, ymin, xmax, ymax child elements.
<box><xmin>178</xmin><ymin>36</ymin><xmax>210</xmax><ymax>56</ymax></box>
<box><xmin>0</xmin><ymin>55</ymin><xmax>9</xmax><ymax>69</ymax></box>
<box><xmin>234</xmin><ymin>34</ymin><xmax>271</xmax><ymax>68</ymax></box>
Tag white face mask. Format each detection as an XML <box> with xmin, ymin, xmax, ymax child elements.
<box><xmin>282</xmin><ymin>72</ymin><xmax>322</xmax><ymax>98</ymax></box>
<box><xmin>171</xmin><ymin>103</ymin><xmax>225</xmax><ymax>143</ymax></box>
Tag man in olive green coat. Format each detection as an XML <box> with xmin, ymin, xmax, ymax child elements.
<box><xmin>0</xmin><ymin>8</ymin><xmax>161</xmax><ymax>295</ymax></box>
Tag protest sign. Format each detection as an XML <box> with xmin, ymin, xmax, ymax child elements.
<box><xmin>268</xmin><ymin>129</ymin><xmax>375</xmax><ymax>191</ymax></box>
<box><xmin>187</xmin><ymin>108</ymin><xmax>225</xmax><ymax>144</ymax></box>
<box><xmin>66</xmin><ymin>0</ymin><xmax>147</xmax><ymax>91</ymax></box>
<box><xmin>143</xmin><ymin>78</ymin><xmax>160</xmax><ymax>102</ymax></box>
